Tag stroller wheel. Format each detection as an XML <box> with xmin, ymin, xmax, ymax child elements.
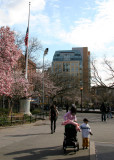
<box><xmin>77</xmin><ymin>143</ymin><xmax>79</xmax><ymax>151</ymax></box>
<box><xmin>74</xmin><ymin>148</ymin><xmax>77</xmax><ymax>153</ymax></box>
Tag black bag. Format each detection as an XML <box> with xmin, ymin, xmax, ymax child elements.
<box><xmin>51</xmin><ymin>107</ymin><xmax>56</xmax><ymax>119</ymax></box>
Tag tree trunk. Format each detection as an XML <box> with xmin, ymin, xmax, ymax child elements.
<box><xmin>8</xmin><ymin>98</ymin><xmax>12</xmax><ymax>116</ymax></box>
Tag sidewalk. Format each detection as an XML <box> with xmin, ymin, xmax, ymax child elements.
<box><xmin>35</xmin><ymin>118</ymin><xmax>96</xmax><ymax>160</ymax></box>
<box><xmin>1</xmin><ymin>111</ymin><xmax>114</xmax><ymax>160</ymax></box>
<box><xmin>0</xmin><ymin>113</ymin><xmax>90</xmax><ymax>160</ymax></box>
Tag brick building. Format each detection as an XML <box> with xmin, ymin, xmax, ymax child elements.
<box><xmin>16</xmin><ymin>54</ymin><xmax>36</xmax><ymax>83</ymax></box>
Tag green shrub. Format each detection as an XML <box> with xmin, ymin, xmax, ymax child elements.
<box><xmin>23</xmin><ymin>114</ymin><xmax>34</xmax><ymax>122</ymax></box>
<box><xmin>0</xmin><ymin>108</ymin><xmax>9</xmax><ymax>117</ymax></box>
<box><xmin>24</xmin><ymin>114</ymin><xmax>30</xmax><ymax>121</ymax></box>
<box><xmin>0</xmin><ymin>117</ymin><xmax>10</xmax><ymax>126</ymax></box>
<box><xmin>31</xmin><ymin>109</ymin><xmax>41</xmax><ymax>115</ymax></box>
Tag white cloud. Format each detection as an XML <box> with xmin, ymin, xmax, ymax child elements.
<box><xmin>1</xmin><ymin>0</ymin><xmax>114</xmax><ymax>59</ymax></box>
<box><xmin>56</xmin><ymin>0</ymin><xmax>114</xmax><ymax>56</ymax></box>
<box><xmin>0</xmin><ymin>0</ymin><xmax>46</xmax><ymax>26</ymax></box>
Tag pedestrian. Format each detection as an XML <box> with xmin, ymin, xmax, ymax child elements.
<box><xmin>64</xmin><ymin>105</ymin><xmax>77</xmax><ymax>121</ymax></box>
<box><xmin>49</xmin><ymin>104</ymin><xmax>59</xmax><ymax>134</ymax></box>
<box><xmin>65</xmin><ymin>103</ymin><xmax>69</xmax><ymax>112</ymax></box>
<box><xmin>107</xmin><ymin>105</ymin><xmax>113</xmax><ymax>119</ymax></box>
<box><xmin>80</xmin><ymin>118</ymin><xmax>93</xmax><ymax>149</ymax></box>
<box><xmin>100</xmin><ymin>102</ymin><xmax>107</xmax><ymax>121</ymax></box>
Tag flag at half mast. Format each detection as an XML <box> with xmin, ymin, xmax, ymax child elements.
<box><xmin>24</xmin><ymin>27</ymin><xmax>28</xmax><ymax>46</ymax></box>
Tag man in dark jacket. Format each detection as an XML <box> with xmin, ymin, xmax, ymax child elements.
<box><xmin>100</xmin><ymin>102</ymin><xmax>107</xmax><ymax>121</ymax></box>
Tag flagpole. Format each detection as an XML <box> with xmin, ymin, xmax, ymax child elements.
<box><xmin>25</xmin><ymin>2</ymin><xmax>31</xmax><ymax>79</ymax></box>
<box><xmin>42</xmin><ymin>48</ymin><xmax>48</xmax><ymax>109</ymax></box>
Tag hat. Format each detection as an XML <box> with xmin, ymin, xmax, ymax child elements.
<box><xmin>83</xmin><ymin>118</ymin><xmax>89</xmax><ymax>122</ymax></box>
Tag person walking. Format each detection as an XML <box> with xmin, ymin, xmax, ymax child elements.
<box><xmin>80</xmin><ymin>118</ymin><xmax>93</xmax><ymax>149</ymax></box>
<box><xmin>100</xmin><ymin>102</ymin><xmax>107</xmax><ymax>121</ymax></box>
<box><xmin>65</xmin><ymin>103</ymin><xmax>69</xmax><ymax>112</ymax></box>
<box><xmin>49</xmin><ymin>104</ymin><xmax>59</xmax><ymax>134</ymax></box>
<box><xmin>64</xmin><ymin>105</ymin><xmax>77</xmax><ymax>121</ymax></box>
<box><xmin>107</xmin><ymin>104</ymin><xmax>113</xmax><ymax>119</ymax></box>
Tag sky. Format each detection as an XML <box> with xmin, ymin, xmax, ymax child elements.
<box><xmin>0</xmin><ymin>0</ymin><xmax>114</xmax><ymax>65</ymax></box>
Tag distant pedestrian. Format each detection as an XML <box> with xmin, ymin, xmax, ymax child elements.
<box><xmin>64</xmin><ymin>105</ymin><xmax>77</xmax><ymax>121</ymax></box>
<box><xmin>49</xmin><ymin>104</ymin><xmax>59</xmax><ymax>134</ymax></box>
<box><xmin>80</xmin><ymin>118</ymin><xmax>93</xmax><ymax>149</ymax></box>
<box><xmin>100</xmin><ymin>102</ymin><xmax>107</xmax><ymax>121</ymax></box>
<box><xmin>65</xmin><ymin>103</ymin><xmax>69</xmax><ymax>112</ymax></box>
<box><xmin>107</xmin><ymin>105</ymin><xmax>113</xmax><ymax>119</ymax></box>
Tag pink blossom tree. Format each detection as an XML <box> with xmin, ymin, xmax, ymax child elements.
<box><xmin>31</xmin><ymin>71</ymin><xmax>60</xmax><ymax>105</ymax></box>
<box><xmin>0</xmin><ymin>26</ymin><xmax>33</xmax><ymax>115</ymax></box>
<box><xmin>0</xmin><ymin>26</ymin><xmax>21</xmax><ymax>96</ymax></box>
<box><xmin>11</xmin><ymin>73</ymin><xmax>31</xmax><ymax>99</ymax></box>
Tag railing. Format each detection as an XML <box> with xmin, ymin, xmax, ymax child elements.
<box><xmin>0</xmin><ymin>111</ymin><xmax>49</xmax><ymax>126</ymax></box>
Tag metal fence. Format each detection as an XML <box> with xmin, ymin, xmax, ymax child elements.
<box><xmin>0</xmin><ymin>111</ymin><xmax>49</xmax><ymax>126</ymax></box>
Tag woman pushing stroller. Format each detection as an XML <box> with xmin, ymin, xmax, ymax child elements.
<box><xmin>63</xmin><ymin>105</ymin><xmax>80</xmax><ymax>131</ymax></box>
<box><xmin>62</xmin><ymin>105</ymin><xmax>80</xmax><ymax>153</ymax></box>
<box><xmin>64</xmin><ymin>105</ymin><xmax>77</xmax><ymax>122</ymax></box>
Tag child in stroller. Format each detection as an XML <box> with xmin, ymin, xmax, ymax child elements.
<box><xmin>62</xmin><ymin>120</ymin><xmax>80</xmax><ymax>153</ymax></box>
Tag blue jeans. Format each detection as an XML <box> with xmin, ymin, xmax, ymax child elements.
<box><xmin>107</xmin><ymin>112</ymin><xmax>112</xmax><ymax>118</ymax></box>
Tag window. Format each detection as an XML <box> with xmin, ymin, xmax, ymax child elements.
<box><xmin>58</xmin><ymin>64</ymin><xmax>62</xmax><ymax>72</ymax></box>
<box><xmin>76</xmin><ymin>67</ymin><xmax>78</xmax><ymax>72</ymax></box>
<box><xmin>63</xmin><ymin>63</ymin><xmax>70</xmax><ymax>72</ymax></box>
<box><xmin>56</xmin><ymin>54</ymin><xmax>60</xmax><ymax>57</ymax></box>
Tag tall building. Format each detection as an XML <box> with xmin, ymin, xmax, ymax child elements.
<box><xmin>52</xmin><ymin>47</ymin><xmax>90</xmax><ymax>98</ymax></box>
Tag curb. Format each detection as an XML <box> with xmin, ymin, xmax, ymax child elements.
<box><xmin>90</xmin><ymin>141</ymin><xmax>96</xmax><ymax>160</ymax></box>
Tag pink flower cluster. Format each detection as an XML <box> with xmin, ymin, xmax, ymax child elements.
<box><xmin>0</xmin><ymin>26</ymin><xmax>22</xmax><ymax>96</ymax></box>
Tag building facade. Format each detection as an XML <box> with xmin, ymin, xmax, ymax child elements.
<box><xmin>52</xmin><ymin>47</ymin><xmax>90</xmax><ymax>98</ymax></box>
<box><xmin>16</xmin><ymin>54</ymin><xmax>36</xmax><ymax>81</ymax></box>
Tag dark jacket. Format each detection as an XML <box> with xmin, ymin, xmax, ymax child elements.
<box><xmin>50</xmin><ymin>106</ymin><xmax>57</xmax><ymax>120</ymax></box>
<box><xmin>100</xmin><ymin>103</ymin><xmax>106</xmax><ymax>112</ymax></box>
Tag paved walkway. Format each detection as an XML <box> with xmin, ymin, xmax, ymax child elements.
<box><xmin>0</xmin><ymin>111</ymin><xmax>89</xmax><ymax>160</ymax></box>
<box><xmin>0</xmin><ymin>111</ymin><xmax>114</xmax><ymax>160</ymax></box>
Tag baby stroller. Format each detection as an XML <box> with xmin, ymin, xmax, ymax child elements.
<box><xmin>63</xmin><ymin>124</ymin><xmax>79</xmax><ymax>153</ymax></box>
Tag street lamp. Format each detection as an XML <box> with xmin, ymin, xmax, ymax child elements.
<box><xmin>42</xmin><ymin>48</ymin><xmax>48</xmax><ymax>109</ymax></box>
<box><xmin>80</xmin><ymin>87</ymin><xmax>83</xmax><ymax>112</ymax></box>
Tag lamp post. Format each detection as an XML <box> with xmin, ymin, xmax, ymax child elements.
<box><xmin>80</xmin><ymin>87</ymin><xmax>83</xmax><ymax>112</ymax></box>
<box><xmin>42</xmin><ymin>48</ymin><xmax>48</xmax><ymax>109</ymax></box>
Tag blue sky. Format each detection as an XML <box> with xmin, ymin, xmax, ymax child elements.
<box><xmin>0</xmin><ymin>0</ymin><xmax>114</xmax><ymax>65</ymax></box>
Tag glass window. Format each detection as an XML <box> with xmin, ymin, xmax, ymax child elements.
<box><xmin>71</xmin><ymin>68</ymin><xmax>74</xmax><ymax>72</ymax></box>
<box><xmin>71</xmin><ymin>63</ymin><xmax>75</xmax><ymax>67</ymax></box>
<box><xmin>63</xmin><ymin>63</ymin><xmax>70</xmax><ymax>72</ymax></box>
<box><xmin>76</xmin><ymin>67</ymin><xmax>78</xmax><ymax>72</ymax></box>
<box><xmin>58</xmin><ymin>64</ymin><xmax>62</xmax><ymax>72</ymax></box>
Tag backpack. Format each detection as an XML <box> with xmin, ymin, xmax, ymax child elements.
<box><xmin>51</xmin><ymin>107</ymin><xmax>56</xmax><ymax>119</ymax></box>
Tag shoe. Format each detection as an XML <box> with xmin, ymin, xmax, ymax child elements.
<box><xmin>51</xmin><ymin>130</ymin><xmax>53</xmax><ymax>134</ymax></box>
